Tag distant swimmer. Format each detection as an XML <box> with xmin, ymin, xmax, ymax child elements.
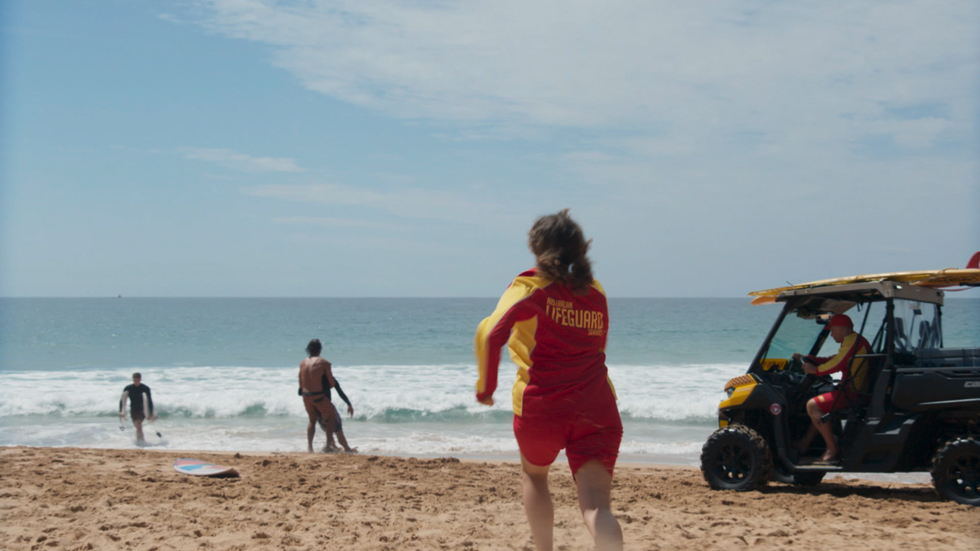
<box><xmin>298</xmin><ymin>339</ymin><xmax>337</xmax><ymax>453</ymax></box>
<box><xmin>119</xmin><ymin>372</ymin><xmax>157</xmax><ymax>444</ymax></box>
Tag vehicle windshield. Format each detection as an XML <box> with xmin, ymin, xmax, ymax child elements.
<box><xmin>765</xmin><ymin>312</ymin><xmax>824</xmax><ymax>361</ymax></box>
<box><xmin>893</xmin><ymin>300</ymin><xmax>941</xmax><ymax>353</ymax></box>
<box><xmin>763</xmin><ymin>302</ymin><xmax>886</xmax><ymax>362</ymax></box>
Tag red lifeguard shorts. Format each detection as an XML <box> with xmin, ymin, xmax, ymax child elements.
<box><xmin>514</xmin><ymin>389</ymin><xmax>623</xmax><ymax>475</ymax></box>
<box><xmin>813</xmin><ymin>389</ymin><xmax>860</xmax><ymax>414</ymax></box>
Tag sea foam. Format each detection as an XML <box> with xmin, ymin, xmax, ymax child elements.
<box><xmin>0</xmin><ymin>362</ymin><xmax>734</xmax><ymax>424</ymax></box>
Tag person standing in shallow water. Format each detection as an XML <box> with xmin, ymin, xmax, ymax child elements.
<box><xmin>298</xmin><ymin>339</ymin><xmax>337</xmax><ymax>453</ymax></box>
<box><xmin>119</xmin><ymin>372</ymin><xmax>156</xmax><ymax>445</ymax></box>
<box><xmin>328</xmin><ymin>378</ymin><xmax>358</xmax><ymax>453</ymax></box>
<box><xmin>475</xmin><ymin>209</ymin><xmax>624</xmax><ymax>551</ymax></box>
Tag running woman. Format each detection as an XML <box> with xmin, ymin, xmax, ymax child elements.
<box><xmin>475</xmin><ymin>209</ymin><xmax>623</xmax><ymax>551</ymax></box>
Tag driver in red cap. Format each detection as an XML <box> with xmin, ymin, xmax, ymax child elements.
<box><xmin>792</xmin><ymin>314</ymin><xmax>872</xmax><ymax>462</ymax></box>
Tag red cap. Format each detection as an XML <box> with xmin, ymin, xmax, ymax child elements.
<box><xmin>826</xmin><ymin>314</ymin><xmax>853</xmax><ymax>329</ymax></box>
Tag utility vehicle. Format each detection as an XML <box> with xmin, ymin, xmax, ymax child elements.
<box><xmin>700</xmin><ymin>263</ymin><xmax>980</xmax><ymax>505</ymax></box>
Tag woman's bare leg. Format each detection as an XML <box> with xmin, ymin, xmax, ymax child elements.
<box><xmin>574</xmin><ymin>460</ymin><xmax>623</xmax><ymax>551</ymax></box>
<box><xmin>520</xmin><ymin>454</ymin><xmax>554</xmax><ymax>551</ymax></box>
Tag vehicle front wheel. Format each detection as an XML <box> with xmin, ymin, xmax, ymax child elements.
<box><xmin>931</xmin><ymin>436</ymin><xmax>980</xmax><ymax>506</ymax></box>
<box><xmin>701</xmin><ymin>425</ymin><xmax>773</xmax><ymax>492</ymax></box>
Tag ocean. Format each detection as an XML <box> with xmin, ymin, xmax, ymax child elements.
<box><xmin>1</xmin><ymin>296</ymin><xmax>977</xmax><ymax>470</ymax></box>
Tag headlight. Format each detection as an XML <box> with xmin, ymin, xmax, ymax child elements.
<box><xmin>724</xmin><ymin>374</ymin><xmax>755</xmax><ymax>397</ymax></box>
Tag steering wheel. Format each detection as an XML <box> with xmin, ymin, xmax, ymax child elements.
<box><xmin>786</xmin><ymin>355</ymin><xmax>804</xmax><ymax>373</ymax></box>
<box><xmin>795</xmin><ymin>370</ymin><xmax>835</xmax><ymax>398</ymax></box>
<box><xmin>790</xmin><ymin>355</ymin><xmax>831</xmax><ymax>396</ymax></box>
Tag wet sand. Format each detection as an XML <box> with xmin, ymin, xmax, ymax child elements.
<box><xmin>1</xmin><ymin>446</ymin><xmax>977</xmax><ymax>550</ymax></box>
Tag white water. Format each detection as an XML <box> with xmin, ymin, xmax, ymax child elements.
<box><xmin>0</xmin><ymin>361</ymin><xmax>729</xmax><ymax>465</ymax></box>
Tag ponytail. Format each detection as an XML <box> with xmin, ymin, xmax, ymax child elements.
<box><xmin>527</xmin><ymin>209</ymin><xmax>594</xmax><ymax>294</ymax></box>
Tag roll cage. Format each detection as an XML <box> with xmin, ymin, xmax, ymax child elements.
<box><xmin>749</xmin><ymin>281</ymin><xmax>944</xmax><ymax>377</ymax></box>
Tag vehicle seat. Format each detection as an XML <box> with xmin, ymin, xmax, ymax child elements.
<box><xmin>825</xmin><ymin>354</ymin><xmax>887</xmax><ymax>451</ymax></box>
<box><xmin>915</xmin><ymin>320</ymin><xmax>941</xmax><ymax>351</ymax></box>
<box><xmin>820</xmin><ymin>354</ymin><xmax>884</xmax><ymax>422</ymax></box>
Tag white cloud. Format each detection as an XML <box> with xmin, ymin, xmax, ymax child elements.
<box><xmin>183</xmin><ymin>147</ymin><xmax>305</xmax><ymax>172</ymax></box>
<box><xmin>272</xmin><ymin>216</ymin><xmax>398</xmax><ymax>230</ymax></box>
<box><xmin>244</xmin><ymin>183</ymin><xmax>524</xmax><ymax>226</ymax></box>
<box><xmin>185</xmin><ymin>0</ymin><xmax>978</xmax><ymax>294</ymax></box>
<box><xmin>186</xmin><ymin>0</ymin><xmax>977</xmax><ymax>157</ymax></box>
<box><xmin>887</xmin><ymin>118</ymin><xmax>954</xmax><ymax>149</ymax></box>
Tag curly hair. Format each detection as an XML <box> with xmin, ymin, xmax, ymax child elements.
<box><xmin>527</xmin><ymin>209</ymin><xmax>594</xmax><ymax>294</ymax></box>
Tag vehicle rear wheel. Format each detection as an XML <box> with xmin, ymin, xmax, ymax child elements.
<box><xmin>701</xmin><ymin>425</ymin><xmax>772</xmax><ymax>492</ymax></box>
<box><xmin>931</xmin><ymin>436</ymin><xmax>980</xmax><ymax>506</ymax></box>
<box><xmin>771</xmin><ymin>464</ymin><xmax>825</xmax><ymax>486</ymax></box>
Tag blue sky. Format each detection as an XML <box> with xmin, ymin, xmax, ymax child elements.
<box><xmin>2</xmin><ymin>0</ymin><xmax>978</xmax><ymax>297</ymax></box>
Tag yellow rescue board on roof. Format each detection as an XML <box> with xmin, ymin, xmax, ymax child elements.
<box><xmin>748</xmin><ymin>268</ymin><xmax>980</xmax><ymax>300</ymax></box>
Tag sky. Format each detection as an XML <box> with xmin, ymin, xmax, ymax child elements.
<box><xmin>1</xmin><ymin>0</ymin><xmax>978</xmax><ymax>298</ymax></box>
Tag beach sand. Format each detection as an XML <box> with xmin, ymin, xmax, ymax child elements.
<box><xmin>1</xmin><ymin>446</ymin><xmax>977</xmax><ymax>550</ymax></box>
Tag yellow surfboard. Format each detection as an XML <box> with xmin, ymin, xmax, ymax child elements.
<box><xmin>748</xmin><ymin>268</ymin><xmax>980</xmax><ymax>302</ymax></box>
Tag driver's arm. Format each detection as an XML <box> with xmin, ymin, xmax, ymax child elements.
<box><xmin>813</xmin><ymin>335</ymin><xmax>860</xmax><ymax>376</ymax></box>
<box><xmin>794</xmin><ymin>352</ymin><xmax>819</xmax><ymax>374</ymax></box>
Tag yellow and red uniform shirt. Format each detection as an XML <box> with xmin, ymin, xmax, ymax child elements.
<box><xmin>475</xmin><ymin>269</ymin><xmax>616</xmax><ymax>416</ymax></box>
<box><xmin>811</xmin><ymin>332</ymin><xmax>873</xmax><ymax>394</ymax></box>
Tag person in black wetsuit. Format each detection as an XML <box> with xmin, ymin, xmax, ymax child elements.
<box><xmin>119</xmin><ymin>372</ymin><xmax>156</xmax><ymax>444</ymax></box>
<box><xmin>330</xmin><ymin>379</ymin><xmax>357</xmax><ymax>453</ymax></box>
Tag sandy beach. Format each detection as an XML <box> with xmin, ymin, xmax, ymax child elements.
<box><xmin>1</xmin><ymin>447</ymin><xmax>978</xmax><ymax>550</ymax></box>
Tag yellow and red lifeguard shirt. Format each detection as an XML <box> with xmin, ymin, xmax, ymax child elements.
<box><xmin>475</xmin><ymin>269</ymin><xmax>616</xmax><ymax>417</ymax></box>
<box><xmin>811</xmin><ymin>332</ymin><xmax>873</xmax><ymax>394</ymax></box>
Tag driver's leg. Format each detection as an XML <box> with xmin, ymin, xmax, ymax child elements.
<box><xmin>806</xmin><ymin>399</ymin><xmax>838</xmax><ymax>461</ymax></box>
<box><xmin>795</xmin><ymin>418</ymin><xmax>818</xmax><ymax>454</ymax></box>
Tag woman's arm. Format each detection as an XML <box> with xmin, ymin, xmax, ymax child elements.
<box><xmin>475</xmin><ymin>280</ymin><xmax>536</xmax><ymax>404</ymax></box>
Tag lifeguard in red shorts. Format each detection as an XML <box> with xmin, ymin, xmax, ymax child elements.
<box><xmin>793</xmin><ymin>314</ymin><xmax>872</xmax><ymax>462</ymax></box>
<box><xmin>475</xmin><ymin>209</ymin><xmax>623</xmax><ymax>551</ymax></box>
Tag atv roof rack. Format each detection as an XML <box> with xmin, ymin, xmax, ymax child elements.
<box><xmin>777</xmin><ymin>280</ymin><xmax>944</xmax><ymax>305</ymax></box>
